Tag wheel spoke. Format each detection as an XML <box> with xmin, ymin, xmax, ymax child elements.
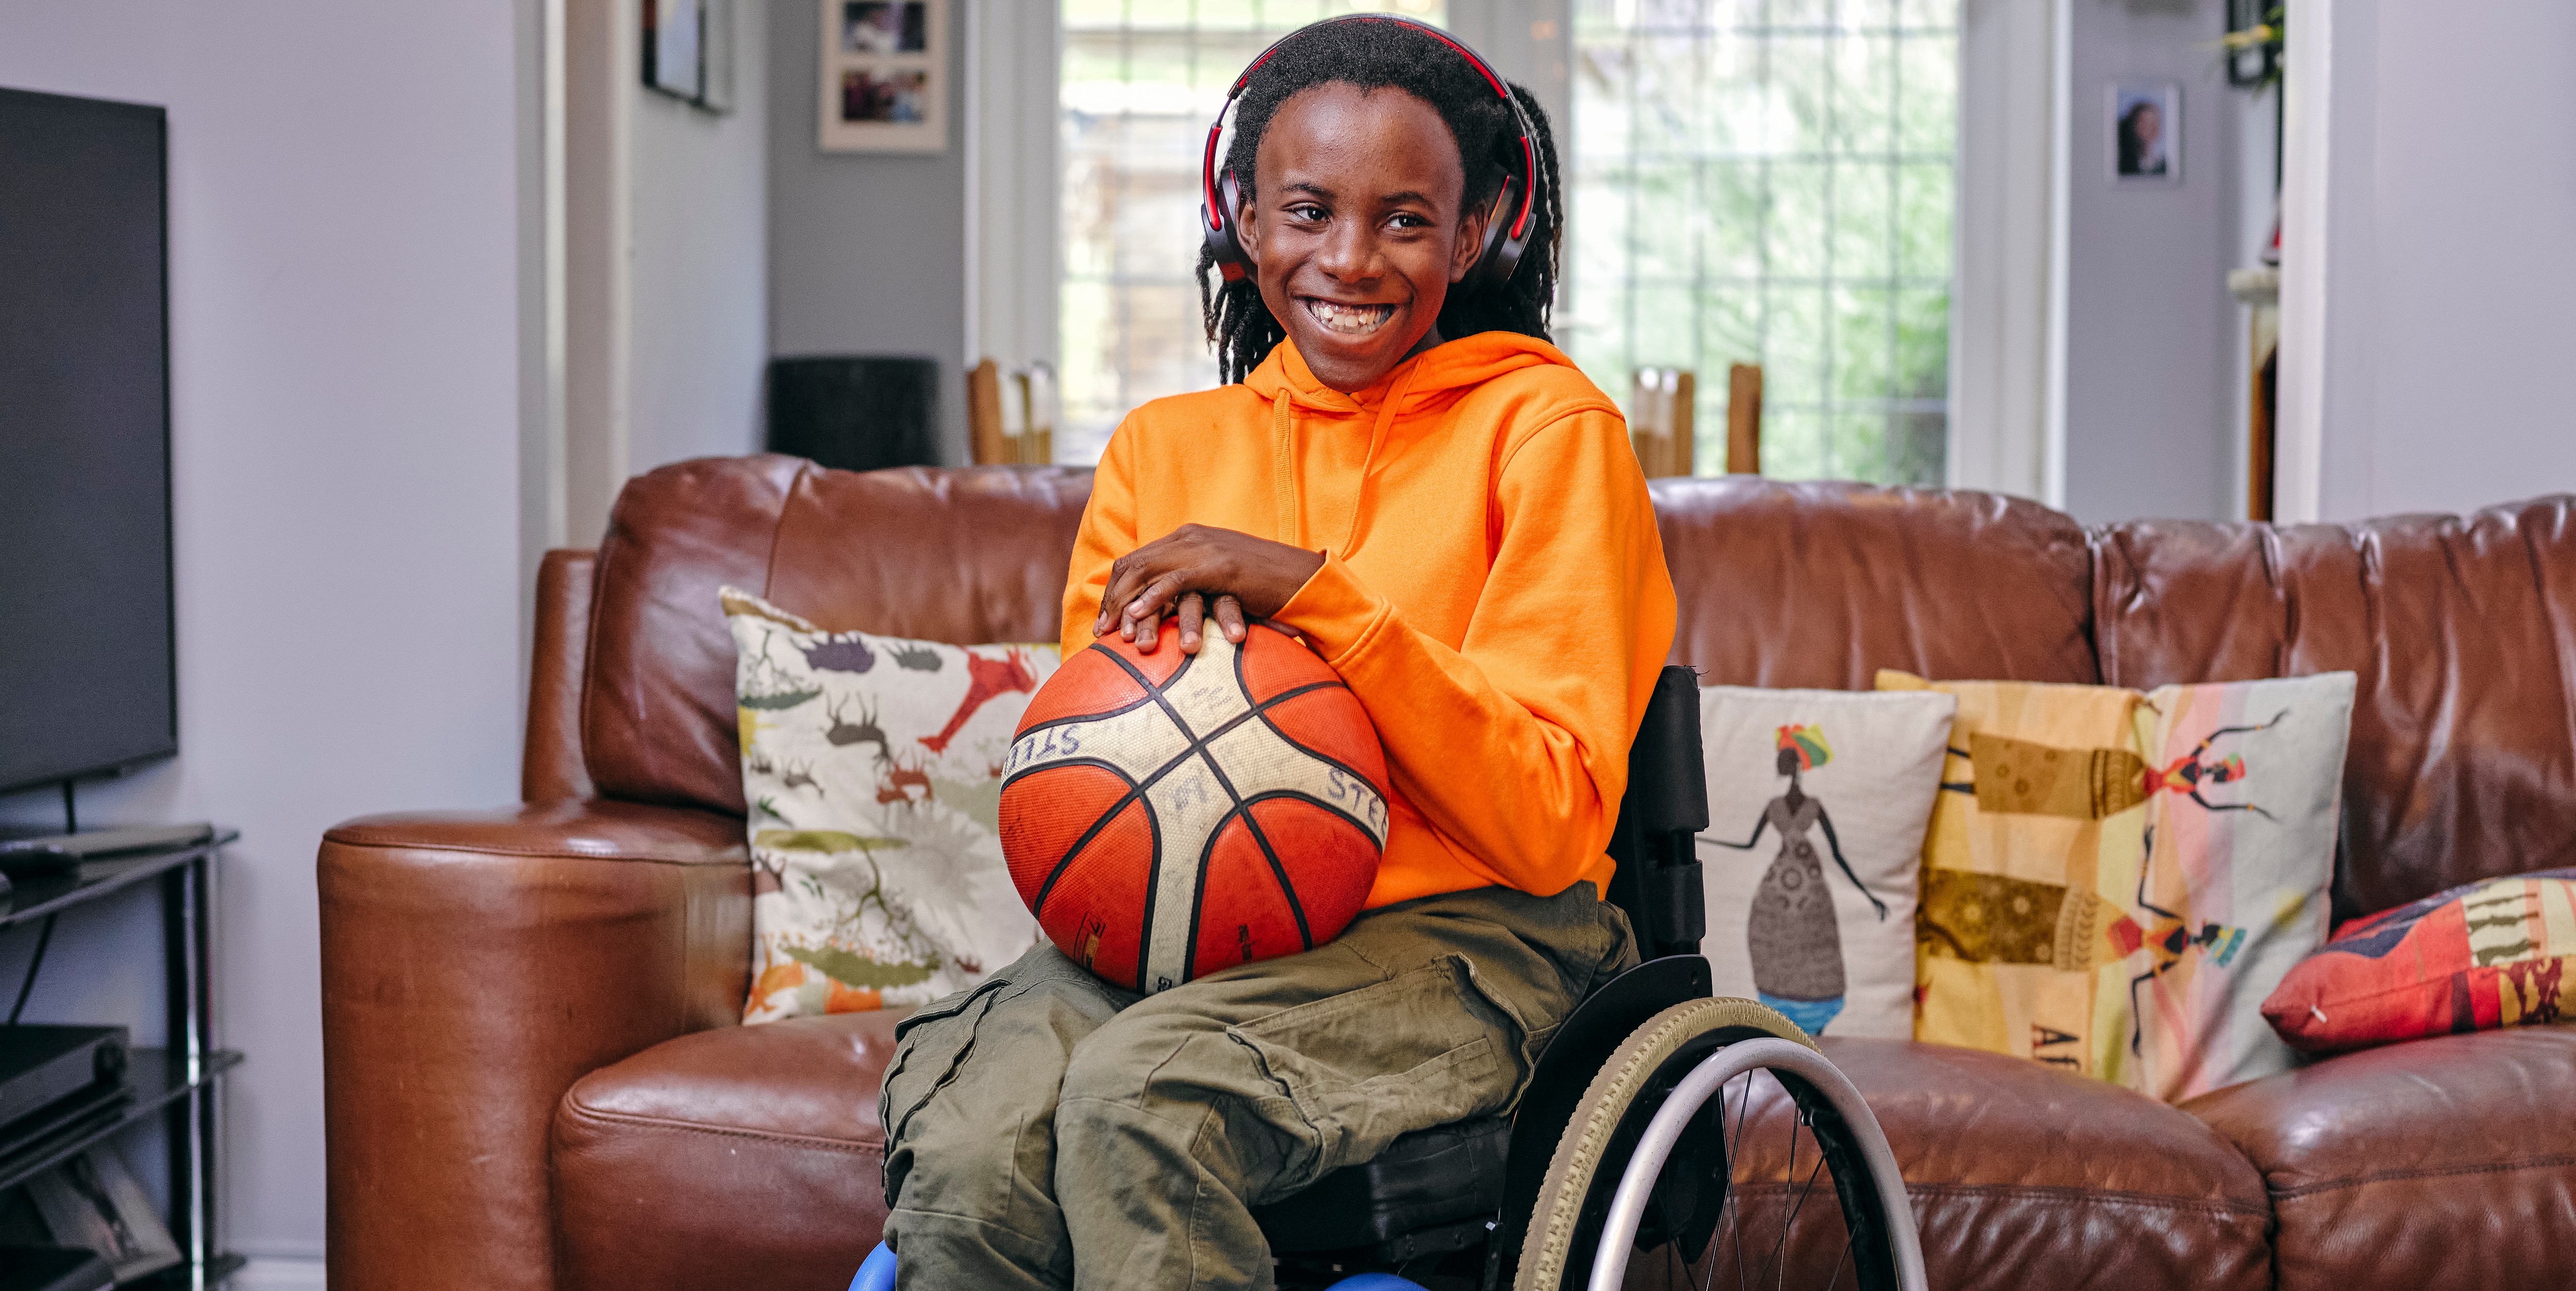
<box><xmin>1726</xmin><ymin>1072</ymin><xmax>1752</xmax><ymax>1290</ymax></box>
<box><xmin>1758</xmin><ymin>1148</ymin><xmax>1828</xmax><ymax>1289</ymax></box>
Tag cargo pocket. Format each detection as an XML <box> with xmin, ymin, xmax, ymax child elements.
<box><xmin>1223</xmin><ymin>954</ymin><xmax>1519</xmax><ymax>1198</ymax></box>
<box><xmin>878</xmin><ymin>977</ymin><xmax>1011</xmax><ymax>1208</ymax></box>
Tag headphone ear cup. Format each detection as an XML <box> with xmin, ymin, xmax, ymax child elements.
<box><xmin>1468</xmin><ymin>175</ymin><xmax>1528</xmax><ymax>290</ymax></box>
<box><xmin>1204</xmin><ymin>170</ymin><xmax>1251</xmax><ymax>279</ymax></box>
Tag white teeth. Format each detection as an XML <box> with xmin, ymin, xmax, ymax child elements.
<box><xmin>1306</xmin><ymin>299</ymin><xmax>1395</xmax><ymax>336</ymax></box>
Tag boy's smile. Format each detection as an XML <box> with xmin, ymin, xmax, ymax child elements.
<box><xmin>1237</xmin><ymin>82</ymin><xmax>1489</xmax><ymax>393</ymax></box>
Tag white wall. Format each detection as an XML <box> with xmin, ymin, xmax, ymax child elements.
<box><xmin>563</xmin><ymin>0</ymin><xmax>771</xmax><ymax>546</ymax></box>
<box><xmin>2055</xmin><ymin>0</ymin><xmax>2252</xmax><ymax>525</ymax></box>
<box><xmin>629</xmin><ymin>0</ymin><xmax>770</xmax><ymax>481</ymax></box>
<box><xmin>768</xmin><ymin>0</ymin><xmax>973</xmax><ymax>462</ymax></box>
<box><xmin>2304</xmin><ymin>0</ymin><xmax>2576</xmax><ymax>521</ymax></box>
<box><xmin>0</xmin><ymin>0</ymin><xmax>527</xmax><ymax>1269</ymax></box>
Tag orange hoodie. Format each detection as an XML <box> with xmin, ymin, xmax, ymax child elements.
<box><xmin>1061</xmin><ymin>332</ymin><xmax>1678</xmax><ymax>908</ymax></box>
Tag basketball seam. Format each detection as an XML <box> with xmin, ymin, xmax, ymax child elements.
<box><xmin>1022</xmin><ymin>758</ymin><xmax>1141</xmax><ymax>918</ymax></box>
<box><xmin>1232</xmin><ymin>635</ymin><xmax>1387</xmax><ymax>816</ymax></box>
<box><xmin>1015</xmin><ymin>694</ymin><xmax>1339</xmax><ymax>926</ymax></box>
<box><xmin>1234</xmin><ymin>804</ymin><xmax>1316</xmax><ymax>953</ymax></box>
<box><xmin>1014</xmin><ymin>635</ymin><xmax>1379</xmax><ymax>989</ymax></box>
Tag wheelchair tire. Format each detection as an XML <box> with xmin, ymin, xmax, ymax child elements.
<box><xmin>1511</xmin><ymin>999</ymin><xmax>1925</xmax><ymax>1291</ymax></box>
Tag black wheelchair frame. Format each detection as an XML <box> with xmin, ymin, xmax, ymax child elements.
<box><xmin>1256</xmin><ymin>665</ymin><xmax>1738</xmax><ymax>1288</ymax></box>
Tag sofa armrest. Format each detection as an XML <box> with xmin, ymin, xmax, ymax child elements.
<box><xmin>319</xmin><ymin>800</ymin><xmax>751</xmax><ymax>1291</ymax></box>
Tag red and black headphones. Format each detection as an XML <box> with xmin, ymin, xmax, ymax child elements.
<box><xmin>1199</xmin><ymin>13</ymin><xmax>1541</xmax><ymax>292</ymax></box>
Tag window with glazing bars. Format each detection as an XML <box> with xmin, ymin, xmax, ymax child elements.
<box><xmin>1059</xmin><ymin>0</ymin><xmax>1445</xmax><ymax>464</ymax></box>
<box><xmin>1565</xmin><ymin>0</ymin><xmax>1958</xmax><ymax>484</ymax></box>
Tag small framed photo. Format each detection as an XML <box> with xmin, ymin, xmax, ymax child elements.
<box><xmin>2109</xmin><ymin>82</ymin><xmax>2180</xmax><ymax>183</ymax></box>
<box><xmin>821</xmin><ymin>0</ymin><xmax>946</xmax><ymax>153</ymax></box>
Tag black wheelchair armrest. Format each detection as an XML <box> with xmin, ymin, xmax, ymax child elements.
<box><xmin>1605</xmin><ymin>665</ymin><xmax>1708</xmax><ymax>961</ymax></box>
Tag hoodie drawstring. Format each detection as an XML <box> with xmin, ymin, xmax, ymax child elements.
<box><xmin>1269</xmin><ymin>357</ymin><xmax>1426</xmax><ymax>556</ymax></box>
<box><xmin>1270</xmin><ymin>389</ymin><xmax>1297</xmax><ymax>545</ymax></box>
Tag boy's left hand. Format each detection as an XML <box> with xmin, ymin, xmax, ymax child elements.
<box><xmin>1093</xmin><ymin>524</ymin><xmax>1326</xmax><ymax>655</ymax></box>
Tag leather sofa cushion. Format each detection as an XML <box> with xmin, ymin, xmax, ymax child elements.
<box><xmin>583</xmin><ymin>457</ymin><xmax>1094</xmax><ymax>815</ymax></box>
<box><xmin>1715</xmin><ymin>1038</ymin><xmax>2272</xmax><ymax>1291</ymax></box>
<box><xmin>554</xmin><ymin>1026</ymin><xmax>2272</xmax><ymax>1291</ymax></box>
<box><xmin>551</xmin><ymin>1012</ymin><xmax>904</xmax><ymax>1291</ymax></box>
<box><xmin>2183</xmin><ymin>1025</ymin><xmax>2576</xmax><ymax>1291</ymax></box>
<box><xmin>1651</xmin><ymin>478</ymin><xmax>2099</xmax><ymax>689</ymax></box>
<box><xmin>2093</xmin><ymin>496</ymin><xmax>2576</xmax><ymax>920</ymax></box>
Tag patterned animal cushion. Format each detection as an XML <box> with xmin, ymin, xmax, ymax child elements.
<box><xmin>2263</xmin><ymin>868</ymin><xmax>2576</xmax><ymax>1053</ymax></box>
<box><xmin>723</xmin><ymin>586</ymin><xmax>1052</xmax><ymax>1021</ymax></box>
<box><xmin>1697</xmin><ymin>687</ymin><xmax>1957</xmax><ymax>1038</ymax></box>
<box><xmin>1882</xmin><ymin>669</ymin><xmax>2354</xmax><ymax>1101</ymax></box>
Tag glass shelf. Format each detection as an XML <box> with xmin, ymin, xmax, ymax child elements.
<box><xmin>0</xmin><ymin>831</ymin><xmax>238</xmax><ymax>932</ymax></box>
<box><xmin>0</xmin><ymin>1048</ymin><xmax>242</xmax><ymax>1195</ymax></box>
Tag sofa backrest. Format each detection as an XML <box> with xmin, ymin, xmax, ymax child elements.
<box><xmin>2093</xmin><ymin>497</ymin><xmax>2576</xmax><ymax>920</ymax></box>
<box><xmin>581</xmin><ymin>456</ymin><xmax>1092</xmax><ymax>815</ymax></box>
<box><xmin>562</xmin><ymin>457</ymin><xmax>2576</xmax><ymax>925</ymax></box>
<box><xmin>1652</xmin><ymin>477</ymin><xmax>2098</xmax><ymax>689</ymax></box>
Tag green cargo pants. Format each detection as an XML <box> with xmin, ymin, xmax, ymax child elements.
<box><xmin>877</xmin><ymin>882</ymin><xmax>1634</xmax><ymax>1291</ymax></box>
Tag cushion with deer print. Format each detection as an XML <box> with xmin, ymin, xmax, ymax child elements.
<box><xmin>722</xmin><ymin>586</ymin><xmax>1057</xmax><ymax>1021</ymax></box>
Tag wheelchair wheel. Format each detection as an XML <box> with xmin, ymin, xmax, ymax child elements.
<box><xmin>1512</xmin><ymin>999</ymin><xmax>1925</xmax><ymax>1291</ymax></box>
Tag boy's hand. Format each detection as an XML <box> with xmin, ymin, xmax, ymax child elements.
<box><xmin>1093</xmin><ymin>524</ymin><xmax>1326</xmax><ymax>655</ymax></box>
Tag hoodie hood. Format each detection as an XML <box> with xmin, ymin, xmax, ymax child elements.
<box><xmin>1236</xmin><ymin>331</ymin><xmax>1595</xmax><ymax>559</ymax></box>
<box><xmin>1244</xmin><ymin>330</ymin><xmax>1586</xmax><ymax>417</ymax></box>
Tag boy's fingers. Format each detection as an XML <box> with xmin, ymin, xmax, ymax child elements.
<box><xmin>1132</xmin><ymin>606</ymin><xmax>1163</xmax><ymax>652</ymax></box>
<box><xmin>1123</xmin><ymin>572</ymin><xmax>1179</xmax><ymax>621</ymax></box>
<box><xmin>1214</xmin><ymin>595</ymin><xmax>1247</xmax><ymax>642</ymax></box>
<box><xmin>1177</xmin><ymin>592</ymin><xmax>1206</xmax><ymax>652</ymax></box>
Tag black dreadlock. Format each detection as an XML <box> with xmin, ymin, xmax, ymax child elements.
<box><xmin>1196</xmin><ymin>20</ymin><xmax>1566</xmax><ymax>384</ymax></box>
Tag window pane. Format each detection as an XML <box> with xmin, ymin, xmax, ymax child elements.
<box><xmin>1567</xmin><ymin>0</ymin><xmax>1956</xmax><ymax>485</ymax></box>
<box><xmin>1058</xmin><ymin>1</ymin><xmax>1447</xmax><ymax>464</ymax></box>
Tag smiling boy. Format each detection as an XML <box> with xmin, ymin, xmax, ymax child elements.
<box><xmin>875</xmin><ymin>19</ymin><xmax>1676</xmax><ymax>1290</ymax></box>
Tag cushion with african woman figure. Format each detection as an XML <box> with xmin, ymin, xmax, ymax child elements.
<box><xmin>722</xmin><ymin>586</ymin><xmax>1054</xmax><ymax>1022</ymax></box>
<box><xmin>1696</xmin><ymin>686</ymin><xmax>1958</xmax><ymax>1039</ymax></box>
<box><xmin>1881</xmin><ymin>669</ymin><xmax>2355</xmax><ymax>1102</ymax></box>
<box><xmin>2262</xmin><ymin>867</ymin><xmax>2576</xmax><ymax>1053</ymax></box>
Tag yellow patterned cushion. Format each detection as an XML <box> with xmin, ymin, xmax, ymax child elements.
<box><xmin>1882</xmin><ymin>669</ymin><xmax>2354</xmax><ymax>1101</ymax></box>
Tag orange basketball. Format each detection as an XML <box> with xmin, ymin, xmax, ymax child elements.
<box><xmin>998</xmin><ymin>620</ymin><xmax>1389</xmax><ymax>993</ymax></box>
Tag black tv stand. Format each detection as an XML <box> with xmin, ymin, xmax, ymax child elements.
<box><xmin>1</xmin><ymin>828</ymin><xmax>240</xmax><ymax>1286</ymax></box>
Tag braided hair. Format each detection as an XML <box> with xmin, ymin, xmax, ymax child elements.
<box><xmin>1197</xmin><ymin>20</ymin><xmax>1566</xmax><ymax>384</ymax></box>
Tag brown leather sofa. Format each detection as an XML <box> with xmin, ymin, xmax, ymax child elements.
<box><xmin>319</xmin><ymin>455</ymin><xmax>2576</xmax><ymax>1291</ymax></box>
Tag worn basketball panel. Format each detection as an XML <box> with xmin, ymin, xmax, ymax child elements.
<box><xmin>1234</xmin><ymin>621</ymin><xmax>1335</xmax><ymax>705</ymax></box>
<box><xmin>997</xmin><ymin>761</ymin><xmax>1134</xmax><ymax>908</ymax></box>
<box><xmin>1016</xmin><ymin>642</ymin><xmax>1152</xmax><ymax>731</ymax></box>
<box><xmin>1093</xmin><ymin>620</ymin><xmax>1194</xmax><ymax>689</ymax></box>
<box><xmin>1032</xmin><ymin>795</ymin><xmax>1160</xmax><ymax>990</ymax></box>
<box><xmin>1188</xmin><ymin>812</ymin><xmax>1313</xmax><ymax>981</ymax></box>
<box><xmin>1257</xmin><ymin>685</ymin><xmax>1391</xmax><ymax>796</ymax></box>
<box><xmin>1248</xmin><ymin>796</ymin><xmax>1379</xmax><ymax>942</ymax></box>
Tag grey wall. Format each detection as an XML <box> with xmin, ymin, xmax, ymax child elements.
<box><xmin>632</xmin><ymin>0</ymin><xmax>771</xmax><ymax>472</ymax></box>
<box><xmin>2057</xmin><ymin>0</ymin><xmax>2251</xmax><ymax>525</ymax></box>
<box><xmin>2312</xmin><ymin>0</ymin><xmax>2576</xmax><ymax>521</ymax></box>
<box><xmin>767</xmin><ymin>0</ymin><xmax>972</xmax><ymax>463</ymax></box>
<box><xmin>0</xmin><ymin>0</ymin><xmax>526</xmax><ymax>1272</ymax></box>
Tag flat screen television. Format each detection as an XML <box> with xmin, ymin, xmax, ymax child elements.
<box><xmin>0</xmin><ymin>87</ymin><xmax>175</xmax><ymax>795</ymax></box>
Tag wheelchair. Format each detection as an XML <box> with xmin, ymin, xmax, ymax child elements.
<box><xmin>855</xmin><ymin>667</ymin><xmax>1926</xmax><ymax>1291</ymax></box>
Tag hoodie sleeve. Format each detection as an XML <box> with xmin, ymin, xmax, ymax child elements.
<box><xmin>1273</xmin><ymin>407</ymin><xmax>1679</xmax><ymax>897</ymax></box>
<box><xmin>1059</xmin><ymin>420</ymin><xmax>1138</xmax><ymax>659</ymax></box>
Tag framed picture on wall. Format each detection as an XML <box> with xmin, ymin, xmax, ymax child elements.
<box><xmin>642</xmin><ymin>0</ymin><xmax>735</xmax><ymax>113</ymax></box>
<box><xmin>2109</xmin><ymin>82</ymin><xmax>2181</xmax><ymax>183</ymax></box>
<box><xmin>820</xmin><ymin>0</ymin><xmax>947</xmax><ymax>153</ymax></box>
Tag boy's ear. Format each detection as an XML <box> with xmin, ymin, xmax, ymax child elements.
<box><xmin>1448</xmin><ymin>193</ymin><xmax>1494</xmax><ymax>284</ymax></box>
<box><xmin>1234</xmin><ymin>188</ymin><xmax>1262</xmax><ymax>267</ymax></box>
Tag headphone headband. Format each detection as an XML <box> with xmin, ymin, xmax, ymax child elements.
<box><xmin>1200</xmin><ymin>14</ymin><xmax>1539</xmax><ymax>289</ymax></box>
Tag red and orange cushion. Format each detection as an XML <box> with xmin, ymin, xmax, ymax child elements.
<box><xmin>2263</xmin><ymin>867</ymin><xmax>2576</xmax><ymax>1053</ymax></box>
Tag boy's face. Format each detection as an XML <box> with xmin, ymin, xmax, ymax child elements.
<box><xmin>1239</xmin><ymin>82</ymin><xmax>1489</xmax><ymax>393</ymax></box>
